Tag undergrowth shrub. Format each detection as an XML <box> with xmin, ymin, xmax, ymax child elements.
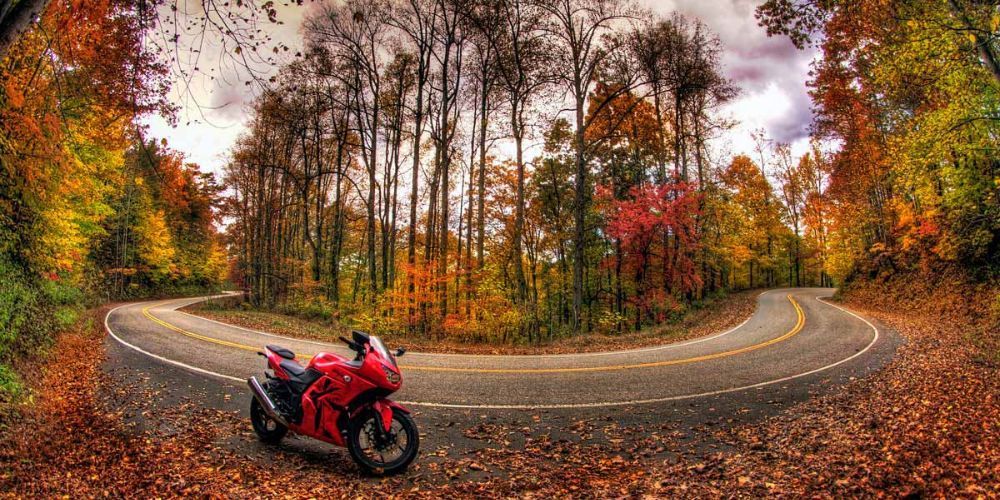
<box><xmin>0</xmin><ymin>257</ymin><xmax>57</xmax><ymax>398</ymax></box>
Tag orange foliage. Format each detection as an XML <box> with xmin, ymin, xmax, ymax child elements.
<box><xmin>0</xmin><ymin>0</ymin><xmax>171</xmax><ymax>278</ymax></box>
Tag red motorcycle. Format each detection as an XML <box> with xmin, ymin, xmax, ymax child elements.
<box><xmin>247</xmin><ymin>330</ymin><xmax>418</xmax><ymax>475</ymax></box>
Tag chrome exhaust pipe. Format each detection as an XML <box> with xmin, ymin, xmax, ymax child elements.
<box><xmin>248</xmin><ymin>376</ymin><xmax>289</xmax><ymax>427</ymax></box>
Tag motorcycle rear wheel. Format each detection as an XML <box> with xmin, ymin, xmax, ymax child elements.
<box><xmin>250</xmin><ymin>389</ymin><xmax>288</xmax><ymax>444</ymax></box>
<box><xmin>346</xmin><ymin>407</ymin><xmax>419</xmax><ymax>476</ymax></box>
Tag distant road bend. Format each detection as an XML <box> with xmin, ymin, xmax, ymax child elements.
<box><xmin>104</xmin><ymin>288</ymin><xmax>883</xmax><ymax>409</ymax></box>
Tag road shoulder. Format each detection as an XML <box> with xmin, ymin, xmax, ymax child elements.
<box><xmin>183</xmin><ymin>290</ymin><xmax>760</xmax><ymax>355</ymax></box>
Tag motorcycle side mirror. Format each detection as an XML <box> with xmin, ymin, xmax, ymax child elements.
<box><xmin>395</xmin><ymin>347</ymin><xmax>406</xmax><ymax>357</ymax></box>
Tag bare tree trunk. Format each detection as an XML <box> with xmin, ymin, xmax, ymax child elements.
<box><xmin>365</xmin><ymin>122</ymin><xmax>379</xmax><ymax>300</ymax></box>
<box><xmin>512</xmin><ymin>115</ymin><xmax>527</xmax><ymax>305</ymax></box>
<box><xmin>408</xmin><ymin>71</ymin><xmax>426</xmax><ymax>331</ymax></box>
<box><xmin>455</xmin><ymin>172</ymin><xmax>464</xmax><ymax>312</ymax></box>
<box><xmin>389</xmin><ymin>157</ymin><xmax>400</xmax><ymax>289</ymax></box>
<box><xmin>465</xmin><ymin>94</ymin><xmax>479</xmax><ymax>317</ymax></box>
<box><xmin>572</xmin><ymin>94</ymin><xmax>587</xmax><ymax>332</ymax></box>
<box><xmin>476</xmin><ymin>82</ymin><xmax>488</xmax><ymax>270</ymax></box>
<box><xmin>438</xmin><ymin>140</ymin><xmax>450</xmax><ymax>319</ymax></box>
<box><xmin>330</xmin><ymin>155</ymin><xmax>344</xmax><ymax>305</ymax></box>
<box><xmin>0</xmin><ymin>0</ymin><xmax>49</xmax><ymax>59</ymax></box>
<box><xmin>674</xmin><ymin>93</ymin><xmax>686</xmax><ymax>181</ymax></box>
<box><xmin>426</xmin><ymin>146</ymin><xmax>440</xmax><ymax>263</ymax></box>
<box><xmin>947</xmin><ymin>0</ymin><xmax>1000</xmax><ymax>85</ymax></box>
<box><xmin>653</xmin><ymin>87</ymin><xmax>667</xmax><ymax>184</ymax></box>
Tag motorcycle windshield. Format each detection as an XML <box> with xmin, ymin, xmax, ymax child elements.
<box><xmin>370</xmin><ymin>336</ymin><xmax>395</xmax><ymax>367</ymax></box>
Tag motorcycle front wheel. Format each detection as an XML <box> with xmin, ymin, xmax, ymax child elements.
<box><xmin>346</xmin><ymin>407</ymin><xmax>419</xmax><ymax>476</ymax></box>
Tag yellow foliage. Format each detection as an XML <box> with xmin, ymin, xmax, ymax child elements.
<box><xmin>138</xmin><ymin>209</ymin><xmax>175</xmax><ymax>278</ymax></box>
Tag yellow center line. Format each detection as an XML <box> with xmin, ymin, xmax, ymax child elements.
<box><xmin>141</xmin><ymin>302</ymin><xmax>280</xmax><ymax>353</ymax></box>
<box><xmin>140</xmin><ymin>295</ymin><xmax>805</xmax><ymax>374</ymax></box>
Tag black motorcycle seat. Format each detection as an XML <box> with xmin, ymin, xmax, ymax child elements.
<box><xmin>267</xmin><ymin>345</ymin><xmax>295</xmax><ymax>360</ymax></box>
<box><xmin>280</xmin><ymin>359</ymin><xmax>306</xmax><ymax>377</ymax></box>
<box><xmin>280</xmin><ymin>361</ymin><xmax>323</xmax><ymax>394</ymax></box>
<box><xmin>296</xmin><ymin>367</ymin><xmax>322</xmax><ymax>384</ymax></box>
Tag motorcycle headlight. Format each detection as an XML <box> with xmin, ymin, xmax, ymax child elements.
<box><xmin>382</xmin><ymin>364</ymin><xmax>400</xmax><ymax>384</ymax></box>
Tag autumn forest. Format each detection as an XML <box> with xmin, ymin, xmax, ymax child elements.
<box><xmin>2</xmin><ymin>0</ymin><xmax>999</xmax><ymax>364</ymax></box>
<box><xmin>227</xmin><ymin>1</ymin><xmax>832</xmax><ymax>344</ymax></box>
<box><xmin>222</xmin><ymin>0</ymin><xmax>999</xmax><ymax>345</ymax></box>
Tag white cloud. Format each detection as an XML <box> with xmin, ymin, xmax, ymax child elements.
<box><xmin>144</xmin><ymin>114</ymin><xmax>245</xmax><ymax>175</ymax></box>
<box><xmin>139</xmin><ymin>1</ymin><xmax>309</xmax><ymax>176</ymax></box>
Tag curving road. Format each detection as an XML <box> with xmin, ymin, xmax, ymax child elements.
<box><xmin>104</xmin><ymin>288</ymin><xmax>885</xmax><ymax>410</ymax></box>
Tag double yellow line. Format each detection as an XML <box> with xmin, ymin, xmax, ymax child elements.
<box><xmin>141</xmin><ymin>294</ymin><xmax>805</xmax><ymax>374</ymax></box>
<box><xmin>142</xmin><ymin>305</ymin><xmax>272</xmax><ymax>354</ymax></box>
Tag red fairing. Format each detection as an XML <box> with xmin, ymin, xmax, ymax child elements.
<box><xmin>262</xmin><ymin>338</ymin><xmax>405</xmax><ymax>447</ymax></box>
<box><xmin>385</xmin><ymin>399</ymin><xmax>411</xmax><ymax>414</ymax></box>
<box><xmin>263</xmin><ymin>349</ymin><xmax>291</xmax><ymax>380</ymax></box>
<box><xmin>372</xmin><ymin>400</ymin><xmax>393</xmax><ymax>432</ymax></box>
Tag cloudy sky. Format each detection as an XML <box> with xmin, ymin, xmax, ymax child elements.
<box><xmin>145</xmin><ymin>0</ymin><xmax>819</xmax><ymax>177</ymax></box>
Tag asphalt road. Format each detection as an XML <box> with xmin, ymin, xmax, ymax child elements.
<box><xmin>104</xmin><ymin>288</ymin><xmax>889</xmax><ymax>411</ymax></box>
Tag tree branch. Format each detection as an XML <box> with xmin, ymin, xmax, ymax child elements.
<box><xmin>0</xmin><ymin>0</ymin><xmax>50</xmax><ymax>59</ymax></box>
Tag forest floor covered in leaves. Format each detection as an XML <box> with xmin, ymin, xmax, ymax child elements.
<box><xmin>1</xmin><ymin>279</ymin><xmax>997</xmax><ymax>497</ymax></box>
<box><xmin>184</xmin><ymin>290</ymin><xmax>759</xmax><ymax>355</ymax></box>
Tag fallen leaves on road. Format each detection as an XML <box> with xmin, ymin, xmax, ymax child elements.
<box><xmin>2</xmin><ymin>277</ymin><xmax>997</xmax><ymax>497</ymax></box>
<box><xmin>646</xmin><ymin>276</ymin><xmax>1000</xmax><ymax>496</ymax></box>
<box><xmin>0</xmin><ymin>307</ymin><xmax>655</xmax><ymax>498</ymax></box>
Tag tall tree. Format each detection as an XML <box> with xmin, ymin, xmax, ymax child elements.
<box><xmin>463</xmin><ymin>0</ymin><xmax>502</xmax><ymax>273</ymax></box>
<box><xmin>390</xmin><ymin>0</ymin><xmax>438</xmax><ymax>331</ymax></box>
<box><xmin>775</xmin><ymin>143</ymin><xmax>804</xmax><ymax>286</ymax></box>
<box><xmin>491</xmin><ymin>0</ymin><xmax>551</xmax><ymax>310</ymax></box>
<box><xmin>540</xmin><ymin>0</ymin><xmax>636</xmax><ymax>331</ymax></box>
<box><xmin>431</xmin><ymin>0</ymin><xmax>466</xmax><ymax>317</ymax></box>
<box><xmin>305</xmin><ymin>0</ymin><xmax>388</xmax><ymax>302</ymax></box>
<box><xmin>759</xmin><ymin>0</ymin><xmax>1000</xmax><ymax>278</ymax></box>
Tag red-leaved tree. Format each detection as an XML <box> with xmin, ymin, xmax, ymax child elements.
<box><xmin>601</xmin><ymin>182</ymin><xmax>702</xmax><ymax>326</ymax></box>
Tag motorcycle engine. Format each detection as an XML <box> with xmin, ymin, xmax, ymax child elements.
<box><xmin>267</xmin><ymin>381</ymin><xmax>303</xmax><ymax>424</ymax></box>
